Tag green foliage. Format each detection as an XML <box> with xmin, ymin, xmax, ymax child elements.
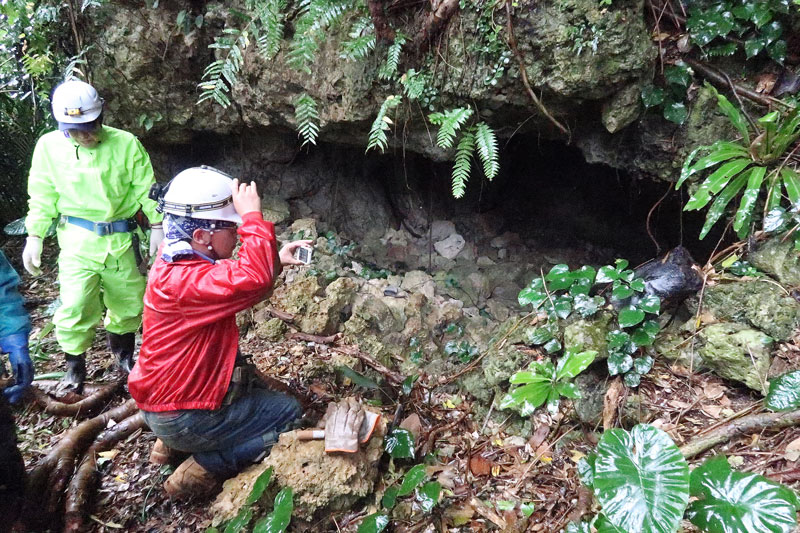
<box><xmin>499</xmin><ymin>347</ymin><xmax>597</xmax><ymax>416</ymax></box>
<box><xmin>444</xmin><ymin>340</ymin><xmax>478</xmax><ymax>363</ymax></box>
<box><xmin>686</xmin><ymin>0</ymin><xmax>790</xmax><ymax>64</ymax></box>
<box><xmin>475</xmin><ymin>121</ymin><xmax>499</xmax><ymax>181</ymax></box>
<box><xmin>366</xmin><ymin>95</ymin><xmax>401</xmax><ymax>153</ymax></box>
<box><xmin>340</xmin><ymin>17</ymin><xmax>375</xmax><ymax>60</ymax></box>
<box><xmin>677</xmin><ymin>84</ymin><xmax>800</xmax><ymax>240</ymax></box>
<box><xmin>245</xmin><ymin>467</ymin><xmax>274</xmax><ymax>505</ymax></box>
<box><xmin>288</xmin><ymin>0</ymin><xmax>353</xmax><ymax>73</ymax></box>
<box><xmin>518</xmin><ymin>260</ymin><xmax>661</xmax><ymax>386</ymax></box>
<box><xmin>294</xmin><ymin>92</ymin><xmax>319</xmax><ymax>146</ymax></box>
<box><xmin>384</xmin><ymin>427</ymin><xmax>415</xmax><ymax>459</ymax></box>
<box><xmin>687</xmin><ymin>455</ymin><xmax>799</xmax><ymax>533</ymax></box>
<box><xmin>357</xmin><ymin>514</ymin><xmax>390</xmax><ymax>533</ymax></box>
<box><xmin>428</xmin><ymin>107</ymin><xmax>474</xmax><ymax>149</ymax></box>
<box><xmin>252</xmin><ymin>487</ymin><xmax>293</xmax><ymax>533</ymax></box>
<box><xmin>580</xmin><ymin>426</ymin><xmax>800</xmax><ymax>533</ymax></box>
<box><xmin>451</xmin><ymin>130</ymin><xmax>475</xmax><ymax>198</ymax></box>
<box><xmin>378</xmin><ymin>32</ymin><xmax>407</xmax><ymax>81</ymax></box>
<box><xmin>198</xmin><ymin>27</ymin><xmax>249</xmax><ymax>107</ymax></box>
<box><xmin>641</xmin><ymin>63</ymin><xmax>692</xmax><ymax>125</ymax></box>
<box><xmin>765</xmin><ymin>369</ymin><xmax>800</xmax><ymax>411</ymax></box>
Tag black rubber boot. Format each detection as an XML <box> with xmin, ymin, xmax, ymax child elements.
<box><xmin>61</xmin><ymin>354</ymin><xmax>86</xmax><ymax>394</ymax></box>
<box><xmin>107</xmin><ymin>332</ymin><xmax>136</xmax><ymax>373</ymax></box>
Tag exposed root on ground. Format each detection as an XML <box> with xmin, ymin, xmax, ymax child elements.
<box><xmin>31</xmin><ymin>380</ymin><xmax>123</xmax><ymax>418</ymax></box>
<box><xmin>680</xmin><ymin>406</ymin><xmax>800</xmax><ymax>458</ymax></box>
<box><xmin>23</xmin><ymin>398</ymin><xmax>139</xmax><ymax>530</ymax></box>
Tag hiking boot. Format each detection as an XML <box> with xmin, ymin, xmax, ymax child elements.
<box><xmin>163</xmin><ymin>456</ymin><xmax>220</xmax><ymax>500</ymax></box>
<box><xmin>149</xmin><ymin>439</ymin><xmax>178</xmax><ymax>465</ymax></box>
<box><xmin>58</xmin><ymin>354</ymin><xmax>86</xmax><ymax>394</ymax></box>
<box><xmin>107</xmin><ymin>332</ymin><xmax>135</xmax><ymax>373</ymax></box>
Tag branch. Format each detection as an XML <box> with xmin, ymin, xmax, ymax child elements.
<box><xmin>332</xmin><ymin>345</ymin><xmax>405</xmax><ymax>385</ymax></box>
<box><xmin>684</xmin><ymin>57</ymin><xmax>787</xmax><ymax>108</ymax></box>
<box><xmin>415</xmin><ymin>0</ymin><xmax>459</xmax><ymax>55</ymax></box>
<box><xmin>680</xmin><ymin>407</ymin><xmax>800</xmax><ymax>458</ymax></box>
<box><xmin>267</xmin><ymin>306</ymin><xmax>295</xmax><ymax>323</ymax></box>
<box><xmin>288</xmin><ymin>332</ymin><xmax>341</xmax><ymax>344</ymax></box>
<box><xmin>504</xmin><ymin>0</ymin><xmax>569</xmax><ymax>137</ymax></box>
<box><xmin>31</xmin><ymin>381</ymin><xmax>122</xmax><ymax>418</ymax></box>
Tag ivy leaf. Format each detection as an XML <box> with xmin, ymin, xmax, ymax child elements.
<box><xmin>526</xmin><ymin>326</ymin><xmax>554</xmax><ymax>345</ymax></box>
<box><xmin>608</xmin><ymin>352</ymin><xmax>633</xmax><ymax>376</ymax></box>
<box><xmin>573</xmin><ymin>294</ymin><xmax>603</xmax><ymax>318</ymax></box>
<box><xmin>634</xmin><ymin>355</ymin><xmax>654</xmax><ymax>375</ymax></box>
<box><xmin>597</xmin><ymin>265</ymin><xmax>619</xmax><ymax>283</ymax></box>
<box><xmin>745</xmin><ymin>37</ymin><xmax>766</xmax><ymax>59</ymax></box>
<box><xmin>416</xmin><ymin>481</ymin><xmax>441</xmax><ymax>512</ymax></box>
<box><xmin>543</xmin><ymin>337</ymin><xmax>562</xmax><ymax>354</ymax></box>
<box><xmin>687</xmin><ymin>455</ymin><xmax>798</xmax><ymax>533</ymax></box>
<box><xmin>611</xmin><ymin>283</ymin><xmax>634</xmax><ymax>301</ymax></box>
<box><xmin>664</xmin><ymin>64</ymin><xmax>691</xmax><ymax>89</ymax></box>
<box><xmin>623</xmin><ymin>371</ymin><xmax>641</xmax><ymax>387</ymax></box>
<box><xmin>663</xmin><ymin>101</ymin><xmax>688</xmax><ymax>125</ymax></box>
<box><xmin>357</xmin><ymin>513</ymin><xmax>389</xmax><ymax>533</ymax></box>
<box><xmin>765</xmin><ymin>370</ymin><xmax>800</xmax><ymax>411</ymax></box>
<box><xmin>593</xmin><ymin>425</ymin><xmax>690</xmax><ymax>533</ymax></box>
<box><xmin>518</xmin><ymin>287</ymin><xmax>547</xmax><ymax>309</ymax></box>
<box><xmin>384</xmin><ymin>428</ymin><xmax>415</xmax><ymax>459</ymax></box>
<box><xmin>641</xmin><ymin>86</ymin><xmax>665</xmax><ymax>109</ymax></box>
<box><xmin>545</xmin><ymin>264</ymin><xmax>573</xmax><ymax>291</ymax></box>
<box><xmin>638</xmin><ymin>295</ymin><xmax>661</xmax><ymax>314</ymax></box>
<box><xmin>398</xmin><ymin>464</ymin><xmax>427</xmax><ymax>496</ymax></box>
<box><xmin>618</xmin><ymin>306</ymin><xmax>645</xmax><ymax>328</ymax></box>
<box><xmin>630</xmin><ymin>278</ymin><xmax>646</xmax><ymax>292</ymax></box>
<box><xmin>631</xmin><ymin>321</ymin><xmax>660</xmax><ymax>347</ymax></box>
<box><xmin>768</xmin><ymin>40</ymin><xmax>787</xmax><ymax>64</ymax></box>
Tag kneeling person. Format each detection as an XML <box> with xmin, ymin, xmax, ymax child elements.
<box><xmin>128</xmin><ymin>166</ymin><xmax>309</xmax><ymax>499</ymax></box>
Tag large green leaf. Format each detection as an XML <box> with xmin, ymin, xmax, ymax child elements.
<box><xmin>765</xmin><ymin>370</ymin><xmax>800</xmax><ymax>411</ymax></box>
<box><xmin>416</xmin><ymin>481</ymin><xmax>441</xmax><ymax>512</ymax></box>
<box><xmin>684</xmin><ymin>158</ymin><xmax>751</xmax><ymax>210</ymax></box>
<box><xmin>618</xmin><ymin>306</ymin><xmax>645</xmax><ymax>328</ymax></box>
<box><xmin>699</xmin><ymin>172</ymin><xmax>749</xmax><ymax>239</ymax></box>
<box><xmin>733</xmin><ymin>165</ymin><xmax>766</xmax><ymax>237</ymax></box>
<box><xmin>384</xmin><ymin>428</ymin><xmax>415</xmax><ymax>459</ymax></box>
<box><xmin>500</xmin><ymin>382</ymin><xmax>552</xmax><ymax>415</ymax></box>
<box><xmin>245</xmin><ymin>467</ymin><xmax>274</xmax><ymax>505</ymax></box>
<box><xmin>224</xmin><ymin>508</ymin><xmax>254</xmax><ymax>533</ymax></box>
<box><xmin>398</xmin><ymin>464</ymin><xmax>427</xmax><ymax>496</ymax></box>
<box><xmin>781</xmin><ymin>167</ymin><xmax>800</xmax><ymax>205</ymax></box>
<box><xmin>556</xmin><ymin>349</ymin><xmax>596</xmax><ymax>380</ymax></box>
<box><xmin>357</xmin><ymin>513</ymin><xmax>389</xmax><ymax>533</ymax></box>
<box><xmin>709</xmin><ymin>84</ymin><xmax>750</xmax><ymax>145</ymax></box>
<box><xmin>592</xmin><ymin>424</ymin><xmax>690</xmax><ymax>533</ymax></box>
<box><xmin>687</xmin><ymin>455</ymin><xmax>798</xmax><ymax>533</ymax></box>
<box><xmin>253</xmin><ymin>487</ymin><xmax>293</xmax><ymax>533</ymax></box>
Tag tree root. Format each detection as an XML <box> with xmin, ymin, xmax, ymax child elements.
<box><xmin>333</xmin><ymin>345</ymin><xmax>406</xmax><ymax>385</ymax></box>
<box><xmin>288</xmin><ymin>332</ymin><xmax>341</xmax><ymax>344</ymax></box>
<box><xmin>367</xmin><ymin>0</ymin><xmax>395</xmax><ymax>42</ymax></box>
<box><xmin>679</xmin><ymin>407</ymin><xmax>800</xmax><ymax>458</ymax></box>
<box><xmin>23</xmin><ymin>399</ymin><xmax>139</xmax><ymax>529</ymax></box>
<box><xmin>415</xmin><ymin>0</ymin><xmax>459</xmax><ymax>55</ymax></box>
<box><xmin>63</xmin><ymin>411</ymin><xmax>146</xmax><ymax>533</ymax></box>
<box><xmin>31</xmin><ymin>380</ymin><xmax>123</xmax><ymax>418</ymax></box>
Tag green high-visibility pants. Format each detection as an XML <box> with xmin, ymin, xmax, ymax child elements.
<box><xmin>54</xmin><ymin>246</ymin><xmax>145</xmax><ymax>355</ymax></box>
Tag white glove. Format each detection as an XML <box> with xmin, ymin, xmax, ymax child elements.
<box><xmin>22</xmin><ymin>236</ymin><xmax>43</xmax><ymax>276</ymax></box>
<box><xmin>149</xmin><ymin>225</ymin><xmax>164</xmax><ymax>256</ymax></box>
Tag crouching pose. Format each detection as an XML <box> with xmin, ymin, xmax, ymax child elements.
<box><xmin>128</xmin><ymin>166</ymin><xmax>309</xmax><ymax>499</ymax></box>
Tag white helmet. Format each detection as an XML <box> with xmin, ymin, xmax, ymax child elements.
<box><xmin>159</xmin><ymin>166</ymin><xmax>242</xmax><ymax>224</ymax></box>
<box><xmin>52</xmin><ymin>80</ymin><xmax>103</xmax><ymax>129</ymax></box>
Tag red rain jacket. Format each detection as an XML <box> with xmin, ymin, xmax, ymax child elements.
<box><xmin>128</xmin><ymin>212</ymin><xmax>280</xmax><ymax>412</ymax></box>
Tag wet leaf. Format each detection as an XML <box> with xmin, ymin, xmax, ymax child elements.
<box><xmin>398</xmin><ymin>464</ymin><xmax>427</xmax><ymax>496</ymax></box>
<box><xmin>597</xmin><ymin>265</ymin><xmax>619</xmax><ymax>283</ymax></box>
<box><xmin>518</xmin><ymin>287</ymin><xmax>547</xmax><ymax>309</ymax></box>
<box><xmin>641</xmin><ymin>86</ymin><xmax>665</xmax><ymax>109</ymax></box>
<box><xmin>357</xmin><ymin>513</ymin><xmax>389</xmax><ymax>533</ymax></box>
<box><xmin>245</xmin><ymin>467</ymin><xmax>273</xmax><ymax>505</ymax></box>
<box><xmin>623</xmin><ymin>371</ymin><xmax>641</xmax><ymax>387</ymax></box>
<box><xmin>578</xmin><ymin>453</ymin><xmax>596</xmax><ymax>486</ymax></box>
<box><xmin>384</xmin><ymin>428</ymin><xmax>415</xmax><ymax>459</ymax></box>
<box><xmin>556</xmin><ymin>348</ymin><xmax>596</xmax><ymax>380</ymax></box>
<box><xmin>607</xmin><ymin>352</ymin><xmax>633</xmax><ymax>376</ymax></box>
<box><xmin>663</xmin><ymin>101</ymin><xmax>688</xmax><ymax>125</ymax></box>
<box><xmin>252</xmin><ymin>487</ymin><xmax>293</xmax><ymax>533</ymax></box>
<box><xmin>382</xmin><ymin>486</ymin><xmax>399</xmax><ymax>509</ymax></box>
<box><xmin>765</xmin><ymin>370</ymin><xmax>800</xmax><ymax>411</ymax></box>
<box><xmin>526</xmin><ymin>326</ymin><xmax>554</xmax><ymax>345</ymax></box>
<box><xmin>611</xmin><ymin>284</ymin><xmax>634</xmax><ymax>301</ymax></box>
<box><xmin>573</xmin><ymin>294</ymin><xmax>603</xmax><ymax>317</ymax></box>
<box><xmin>633</xmin><ymin>355</ymin><xmax>654</xmax><ymax>375</ymax></box>
<box><xmin>416</xmin><ymin>481</ymin><xmax>441</xmax><ymax>512</ymax></box>
<box><xmin>521</xmin><ymin>502</ymin><xmax>535</xmax><ymax>517</ymax></box>
<box><xmin>593</xmin><ymin>424</ymin><xmax>690</xmax><ymax>533</ymax></box>
<box><xmin>618</xmin><ymin>306</ymin><xmax>645</xmax><ymax>328</ymax></box>
<box><xmin>687</xmin><ymin>455</ymin><xmax>797</xmax><ymax>533</ymax></box>
<box><xmin>638</xmin><ymin>295</ymin><xmax>661</xmax><ymax>315</ymax></box>
<box><xmin>336</xmin><ymin>366</ymin><xmax>380</xmax><ymax>389</ymax></box>
<box><xmin>545</xmin><ymin>264</ymin><xmax>573</xmax><ymax>291</ymax></box>
<box><xmin>543</xmin><ymin>338</ymin><xmax>562</xmax><ymax>354</ymax></box>
<box><xmin>224</xmin><ymin>508</ymin><xmax>253</xmax><ymax>533</ymax></box>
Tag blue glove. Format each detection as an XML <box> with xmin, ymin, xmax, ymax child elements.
<box><xmin>1</xmin><ymin>331</ymin><xmax>33</xmax><ymax>404</ymax></box>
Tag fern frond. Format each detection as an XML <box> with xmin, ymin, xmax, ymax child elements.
<box><xmin>400</xmin><ymin>69</ymin><xmax>427</xmax><ymax>100</ymax></box>
<box><xmin>295</xmin><ymin>93</ymin><xmax>320</xmax><ymax>146</ymax></box>
<box><xmin>366</xmin><ymin>95</ymin><xmax>401</xmax><ymax>153</ymax></box>
<box><xmin>428</xmin><ymin>107</ymin><xmax>473</xmax><ymax>149</ymax></box>
<box><xmin>340</xmin><ymin>34</ymin><xmax>376</xmax><ymax>60</ymax></box>
<box><xmin>253</xmin><ymin>0</ymin><xmax>286</xmax><ymax>60</ymax></box>
<box><xmin>199</xmin><ymin>25</ymin><xmax>249</xmax><ymax>107</ymax></box>
<box><xmin>474</xmin><ymin>121</ymin><xmax>499</xmax><ymax>180</ymax></box>
<box><xmin>378</xmin><ymin>32</ymin><xmax>406</xmax><ymax>81</ymax></box>
<box><xmin>451</xmin><ymin>130</ymin><xmax>475</xmax><ymax>198</ymax></box>
<box><xmin>707</xmin><ymin>42</ymin><xmax>737</xmax><ymax>57</ymax></box>
<box><xmin>288</xmin><ymin>0</ymin><xmax>354</xmax><ymax>73</ymax></box>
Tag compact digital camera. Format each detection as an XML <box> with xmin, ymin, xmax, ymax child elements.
<box><xmin>294</xmin><ymin>246</ymin><xmax>313</xmax><ymax>264</ymax></box>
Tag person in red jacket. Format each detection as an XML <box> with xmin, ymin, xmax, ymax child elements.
<box><xmin>128</xmin><ymin>166</ymin><xmax>310</xmax><ymax>499</ymax></box>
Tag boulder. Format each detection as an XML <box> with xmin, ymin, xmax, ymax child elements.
<box><xmin>749</xmin><ymin>237</ymin><xmax>800</xmax><ymax>287</ymax></box>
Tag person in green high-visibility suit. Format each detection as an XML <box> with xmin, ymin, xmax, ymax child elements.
<box><xmin>22</xmin><ymin>79</ymin><xmax>164</xmax><ymax>392</ymax></box>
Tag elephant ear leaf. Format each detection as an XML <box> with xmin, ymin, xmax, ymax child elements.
<box><xmin>592</xmin><ymin>424</ymin><xmax>690</xmax><ymax>533</ymax></box>
<box><xmin>687</xmin><ymin>455</ymin><xmax>798</xmax><ymax>533</ymax></box>
<box><xmin>765</xmin><ymin>370</ymin><xmax>800</xmax><ymax>411</ymax></box>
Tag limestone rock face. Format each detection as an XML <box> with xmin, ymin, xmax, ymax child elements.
<box><xmin>296</xmin><ymin>277</ymin><xmax>358</xmax><ymax>335</ymax></box>
<box><xmin>697</xmin><ymin>281</ymin><xmax>800</xmax><ymax>341</ymax></box>
<box><xmin>211</xmin><ymin>420</ymin><xmax>386</xmax><ymax>523</ymax></box>
<box><xmin>697</xmin><ymin>323</ymin><xmax>772</xmax><ymax>393</ymax></box>
<box><xmin>750</xmin><ymin>237</ymin><xmax>800</xmax><ymax>287</ymax></box>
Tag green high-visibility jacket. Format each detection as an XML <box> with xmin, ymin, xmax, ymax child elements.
<box><xmin>26</xmin><ymin>126</ymin><xmax>163</xmax><ymax>262</ymax></box>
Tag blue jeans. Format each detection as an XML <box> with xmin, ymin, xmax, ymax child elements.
<box><xmin>143</xmin><ymin>389</ymin><xmax>302</xmax><ymax>477</ymax></box>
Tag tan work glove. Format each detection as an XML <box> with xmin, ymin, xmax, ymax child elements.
<box><xmin>323</xmin><ymin>397</ymin><xmax>365</xmax><ymax>453</ymax></box>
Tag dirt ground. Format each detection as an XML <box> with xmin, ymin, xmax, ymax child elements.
<box><xmin>5</xmin><ymin>239</ymin><xmax>800</xmax><ymax>532</ymax></box>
